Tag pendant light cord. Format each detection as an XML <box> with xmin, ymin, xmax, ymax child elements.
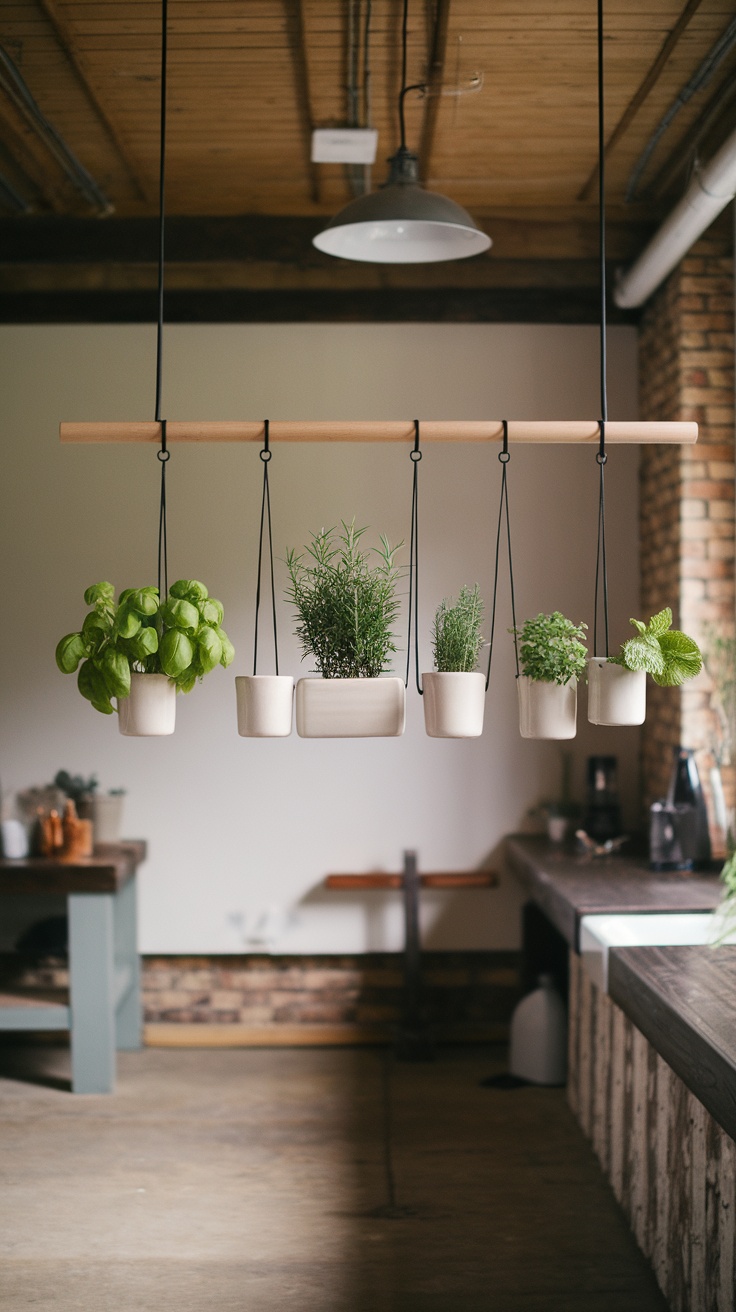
<box><xmin>486</xmin><ymin>422</ymin><xmax>519</xmax><ymax>691</ymax></box>
<box><xmin>253</xmin><ymin>422</ymin><xmax>280</xmax><ymax>676</ymax></box>
<box><xmin>155</xmin><ymin>0</ymin><xmax>169</xmax><ymax>601</ymax></box>
<box><xmin>405</xmin><ymin>420</ymin><xmax>423</xmax><ymax>695</ymax></box>
<box><xmin>397</xmin><ymin>0</ymin><xmax>424</xmax><ymax>152</ymax></box>
<box><xmin>593</xmin><ymin>0</ymin><xmax>610</xmax><ymax>658</ymax></box>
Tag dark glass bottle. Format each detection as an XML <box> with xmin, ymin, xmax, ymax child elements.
<box><xmin>667</xmin><ymin>747</ymin><xmax>711</xmax><ymax>866</ymax></box>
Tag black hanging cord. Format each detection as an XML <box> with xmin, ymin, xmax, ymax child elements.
<box><xmin>154</xmin><ymin>0</ymin><xmax>169</xmax><ymax>602</ymax></box>
<box><xmin>405</xmin><ymin>420</ymin><xmax>423</xmax><ymax>695</ymax></box>
<box><xmin>253</xmin><ymin>421</ymin><xmax>280</xmax><ymax>676</ymax></box>
<box><xmin>157</xmin><ymin>420</ymin><xmax>169</xmax><ymax>601</ymax></box>
<box><xmin>593</xmin><ymin>0</ymin><xmax>610</xmax><ymax>657</ymax></box>
<box><xmin>397</xmin><ymin>0</ymin><xmax>424</xmax><ymax>152</ymax></box>
<box><xmin>486</xmin><ymin>422</ymin><xmax>519</xmax><ymax>691</ymax></box>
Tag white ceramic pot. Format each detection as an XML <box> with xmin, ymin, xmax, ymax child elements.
<box><xmin>118</xmin><ymin>672</ymin><xmax>176</xmax><ymax>737</ymax></box>
<box><xmin>236</xmin><ymin>675</ymin><xmax>294</xmax><ymax>738</ymax></box>
<box><xmin>422</xmin><ymin>671</ymin><xmax>485</xmax><ymax>738</ymax></box>
<box><xmin>78</xmin><ymin>793</ymin><xmax>125</xmax><ymax>844</ymax></box>
<box><xmin>587</xmin><ymin>658</ymin><xmax>646</xmax><ymax>726</ymax></box>
<box><xmin>295</xmin><ymin>677</ymin><xmax>406</xmax><ymax>738</ymax></box>
<box><xmin>518</xmin><ymin>675</ymin><xmax>577</xmax><ymax>740</ymax></box>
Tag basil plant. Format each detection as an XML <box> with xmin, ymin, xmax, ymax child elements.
<box><xmin>56</xmin><ymin>580</ymin><xmax>234</xmax><ymax>715</ymax></box>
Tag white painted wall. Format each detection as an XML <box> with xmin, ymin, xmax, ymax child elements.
<box><xmin>0</xmin><ymin>323</ymin><xmax>640</xmax><ymax>954</ymax></box>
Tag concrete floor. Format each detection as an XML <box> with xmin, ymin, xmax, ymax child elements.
<box><xmin>0</xmin><ymin>1043</ymin><xmax>667</xmax><ymax>1312</ymax></box>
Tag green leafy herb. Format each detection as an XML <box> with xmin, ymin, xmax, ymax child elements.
<box><xmin>432</xmin><ymin>584</ymin><xmax>485</xmax><ymax>673</ymax></box>
<box><xmin>512</xmin><ymin>612</ymin><xmax>588</xmax><ymax>686</ymax></box>
<box><xmin>285</xmin><ymin>520</ymin><xmax>403</xmax><ymax>679</ymax></box>
<box><xmin>56</xmin><ymin>579</ymin><xmax>234</xmax><ymax>715</ymax></box>
<box><xmin>711</xmin><ymin>849</ymin><xmax>736</xmax><ymax>947</ymax></box>
<box><xmin>610</xmin><ymin>608</ymin><xmax>702</xmax><ymax>686</ymax></box>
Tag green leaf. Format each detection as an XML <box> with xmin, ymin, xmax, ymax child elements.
<box><xmin>200</xmin><ymin>597</ymin><xmax>224</xmax><ymax>626</ymax></box>
<box><xmin>129</xmin><ymin>626</ymin><xmax>159</xmax><ymax>660</ymax></box>
<box><xmin>620</xmin><ymin>633</ymin><xmax>665</xmax><ymax>676</ymax></box>
<box><xmin>82</xmin><ymin>611</ymin><xmax>111</xmax><ymax>641</ymax></box>
<box><xmin>652</xmin><ymin>630</ymin><xmax>703</xmax><ymax>687</ymax></box>
<box><xmin>100</xmin><ymin>647</ymin><xmax>131</xmax><ymax>699</ymax></box>
<box><xmin>126</xmin><ymin>587</ymin><xmax>159</xmax><ymax>617</ymax></box>
<box><xmin>160</xmin><ymin>628</ymin><xmax>195</xmax><ymax>678</ymax></box>
<box><xmin>217</xmin><ymin>628</ymin><xmax>235</xmax><ymax>668</ymax></box>
<box><xmin>196</xmin><ymin>626</ymin><xmax>222</xmax><ymax>673</ymax></box>
<box><xmin>83</xmin><ymin>582</ymin><xmax>114</xmax><ymax>607</ymax></box>
<box><xmin>116</xmin><ymin>608</ymin><xmax>142</xmax><ymax>639</ymax></box>
<box><xmin>170</xmin><ymin>579</ymin><xmax>208</xmax><ymax>603</ymax></box>
<box><xmin>56</xmin><ymin>632</ymin><xmax>87</xmax><ymax>674</ymax></box>
<box><xmin>77</xmin><ymin>659</ymin><xmax>113</xmax><ymax>714</ymax></box>
<box><xmin>176</xmin><ymin>667</ymin><xmax>198</xmax><ymax>694</ymax></box>
<box><xmin>629</xmin><ymin>618</ymin><xmax>647</xmax><ymax>636</ymax></box>
<box><xmin>648</xmin><ymin>607</ymin><xmax>672</xmax><ymax>637</ymax></box>
<box><xmin>160</xmin><ymin>597</ymin><xmax>200</xmax><ymax>634</ymax></box>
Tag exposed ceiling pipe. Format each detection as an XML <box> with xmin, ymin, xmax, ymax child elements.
<box><xmin>614</xmin><ymin>126</ymin><xmax>736</xmax><ymax>308</ymax></box>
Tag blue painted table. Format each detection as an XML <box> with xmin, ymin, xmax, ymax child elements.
<box><xmin>0</xmin><ymin>842</ymin><xmax>146</xmax><ymax>1093</ymax></box>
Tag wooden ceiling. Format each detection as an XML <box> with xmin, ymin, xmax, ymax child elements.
<box><xmin>2</xmin><ymin>0</ymin><xmax>736</xmax><ymax>321</ymax></box>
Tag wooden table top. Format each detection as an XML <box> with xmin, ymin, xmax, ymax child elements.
<box><xmin>506</xmin><ymin>835</ymin><xmax>722</xmax><ymax>949</ymax></box>
<box><xmin>609</xmin><ymin>945</ymin><xmax>736</xmax><ymax>1142</ymax></box>
<box><xmin>0</xmin><ymin>841</ymin><xmax>147</xmax><ymax>894</ymax></box>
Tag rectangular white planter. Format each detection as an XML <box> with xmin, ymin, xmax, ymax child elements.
<box><xmin>295</xmin><ymin>677</ymin><xmax>406</xmax><ymax>738</ymax></box>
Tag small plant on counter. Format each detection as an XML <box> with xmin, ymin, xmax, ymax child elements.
<box><xmin>431</xmin><ymin>584</ymin><xmax>485</xmax><ymax>672</ymax></box>
<box><xmin>711</xmin><ymin>847</ymin><xmax>736</xmax><ymax>947</ymax></box>
<box><xmin>53</xmin><ymin>771</ymin><xmax>97</xmax><ymax>803</ymax></box>
<box><xmin>608</xmin><ymin>608</ymin><xmax>702</xmax><ymax>686</ymax></box>
<box><xmin>514</xmin><ymin>612</ymin><xmax>588</xmax><ymax>685</ymax></box>
<box><xmin>285</xmin><ymin>520</ymin><xmax>403</xmax><ymax>679</ymax></box>
<box><xmin>55</xmin><ymin>579</ymin><xmax>234</xmax><ymax>715</ymax></box>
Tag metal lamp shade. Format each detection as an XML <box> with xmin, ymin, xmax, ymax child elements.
<box><xmin>313</xmin><ymin>150</ymin><xmax>491</xmax><ymax>264</ymax></box>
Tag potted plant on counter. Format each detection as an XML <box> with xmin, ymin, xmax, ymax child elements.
<box><xmin>515</xmin><ymin>611</ymin><xmax>588</xmax><ymax>739</ymax></box>
<box><xmin>423</xmin><ymin>584</ymin><xmax>486</xmax><ymax>738</ymax></box>
<box><xmin>55</xmin><ymin>579</ymin><xmax>234</xmax><ymax>736</ymax></box>
<box><xmin>588</xmin><ymin>607</ymin><xmax>702</xmax><ymax>726</ymax></box>
<box><xmin>286</xmin><ymin>521</ymin><xmax>405</xmax><ymax>738</ymax></box>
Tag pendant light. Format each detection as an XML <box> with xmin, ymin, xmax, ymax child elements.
<box><xmin>313</xmin><ymin>0</ymin><xmax>491</xmax><ymax>264</ymax></box>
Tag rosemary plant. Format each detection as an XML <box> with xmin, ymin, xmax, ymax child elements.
<box><xmin>609</xmin><ymin>608</ymin><xmax>702</xmax><ymax>686</ymax></box>
<box><xmin>285</xmin><ymin>521</ymin><xmax>403</xmax><ymax>679</ymax></box>
<box><xmin>432</xmin><ymin>585</ymin><xmax>485</xmax><ymax>672</ymax></box>
<box><xmin>711</xmin><ymin>848</ymin><xmax>736</xmax><ymax>947</ymax></box>
<box><xmin>513</xmin><ymin>612</ymin><xmax>588</xmax><ymax>686</ymax></box>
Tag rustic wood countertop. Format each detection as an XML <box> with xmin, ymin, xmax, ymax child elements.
<box><xmin>609</xmin><ymin>945</ymin><xmax>736</xmax><ymax>1142</ymax></box>
<box><xmin>0</xmin><ymin>841</ymin><xmax>147</xmax><ymax>894</ymax></box>
<box><xmin>506</xmin><ymin>835</ymin><xmax>722</xmax><ymax>950</ymax></box>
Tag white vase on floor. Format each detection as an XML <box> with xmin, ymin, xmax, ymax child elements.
<box><xmin>236</xmin><ymin>675</ymin><xmax>294</xmax><ymax>738</ymax></box>
<box><xmin>518</xmin><ymin>676</ymin><xmax>577</xmax><ymax>740</ymax></box>
<box><xmin>295</xmin><ymin>677</ymin><xmax>405</xmax><ymax>738</ymax></box>
<box><xmin>118</xmin><ymin>673</ymin><xmax>176</xmax><ymax>737</ymax></box>
<box><xmin>422</xmin><ymin>672</ymin><xmax>485</xmax><ymax>738</ymax></box>
<box><xmin>587</xmin><ymin>658</ymin><xmax>646</xmax><ymax>726</ymax></box>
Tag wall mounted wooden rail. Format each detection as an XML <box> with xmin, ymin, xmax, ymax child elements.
<box><xmin>60</xmin><ymin>420</ymin><xmax>698</xmax><ymax>445</ymax></box>
<box><xmin>324</xmin><ymin>872</ymin><xmax>498</xmax><ymax>890</ymax></box>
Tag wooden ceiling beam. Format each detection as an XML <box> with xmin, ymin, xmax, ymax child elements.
<box><xmin>578</xmin><ymin>0</ymin><xmax>705</xmax><ymax>201</ymax></box>
<box><xmin>37</xmin><ymin>0</ymin><xmax>148</xmax><ymax>204</ymax></box>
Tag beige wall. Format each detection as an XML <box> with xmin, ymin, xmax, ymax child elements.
<box><xmin>0</xmin><ymin>323</ymin><xmax>639</xmax><ymax>953</ymax></box>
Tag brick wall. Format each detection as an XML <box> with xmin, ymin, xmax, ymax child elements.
<box><xmin>639</xmin><ymin>235</ymin><xmax>735</xmax><ymax>846</ymax></box>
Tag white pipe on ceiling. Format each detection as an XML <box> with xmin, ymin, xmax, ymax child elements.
<box><xmin>614</xmin><ymin>126</ymin><xmax>736</xmax><ymax>309</ymax></box>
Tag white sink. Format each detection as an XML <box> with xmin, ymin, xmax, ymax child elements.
<box><xmin>579</xmin><ymin>912</ymin><xmax>733</xmax><ymax>993</ymax></box>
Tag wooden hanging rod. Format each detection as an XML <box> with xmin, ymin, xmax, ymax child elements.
<box><xmin>60</xmin><ymin>420</ymin><xmax>698</xmax><ymax>445</ymax></box>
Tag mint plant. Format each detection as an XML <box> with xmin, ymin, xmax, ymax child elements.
<box><xmin>56</xmin><ymin>579</ymin><xmax>234</xmax><ymax>715</ymax></box>
<box><xmin>609</xmin><ymin>608</ymin><xmax>702</xmax><ymax>687</ymax></box>
<box><xmin>513</xmin><ymin>612</ymin><xmax>588</xmax><ymax>685</ymax></box>
<box><xmin>285</xmin><ymin>521</ymin><xmax>403</xmax><ymax>679</ymax></box>
<box><xmin>432</xmin><ymin>585</ymin><xmax>485</xmax><ymax>672</ymax></box>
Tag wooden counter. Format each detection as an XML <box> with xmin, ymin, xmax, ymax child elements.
<box><xmin>0</xmin><ymin>840</ymin><xmax>147</xmax><ymax>894</ymax></box>
<box><xmin>506</xmin><ymin>835</ymin><xmax>721</xmax><ymax>950</ymax></box>
<box><xmin>609</xmin><ymin>945</ymin><xmax>736</xmax><ymax>1145</ymax></box>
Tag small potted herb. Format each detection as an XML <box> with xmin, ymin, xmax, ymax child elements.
<box><xmin>423</xmin><ymin>585</ymin><xmax>486</xmax><ymax>738</ymax></box>
<box><xmin>56</xmin><ymin>580</ymin><xmax>234</xmax><ymax>736</ymax></box>
<box><xmin>588</xmin><ymin>608</ymin><xmax>702</xmax><ymax>726</ymax></box>
<box><xmin>286</xmin><ymin>521</ymin><xmax>405</xmax><ymax>738</ymax></box>
<box><xmin>514</xmin><ymin>612</ymin><xmax>588</xmax><ymax>739</ymax></box>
